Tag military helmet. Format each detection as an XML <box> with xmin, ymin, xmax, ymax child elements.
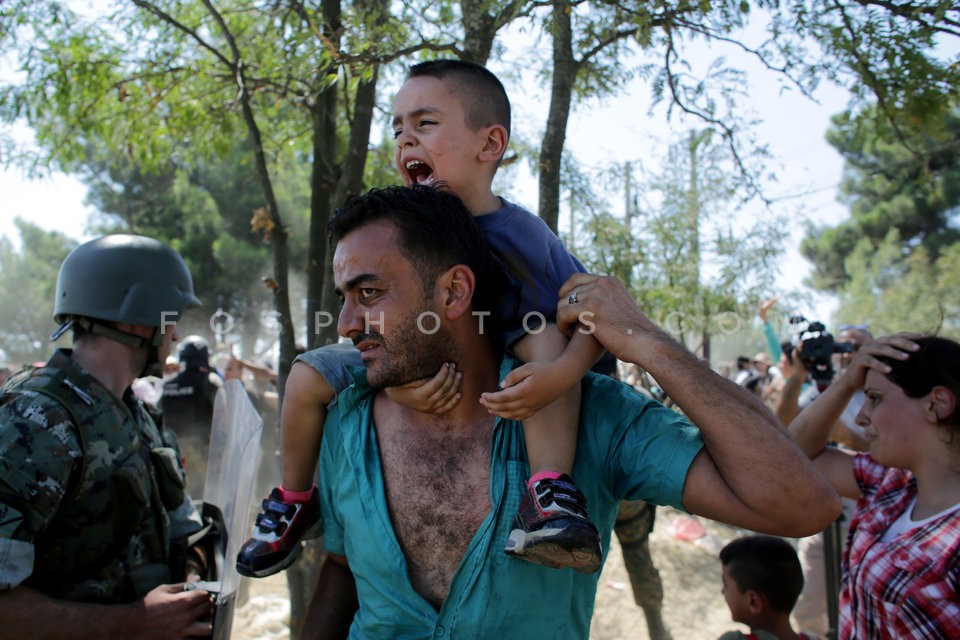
<box><xmin>53</xmin><ymin>234</ymin><xmax>201</xmax><ymax>327</ymax></box>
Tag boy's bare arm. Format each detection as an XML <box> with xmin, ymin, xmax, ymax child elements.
<box><xmin>384</xmin><ymin>362</ymin><xmax>463</xmax><ymax>415</ymax></box>
<box><xmin>479</xmin><ymin>330</ymin><xmax>604</xmax><ymax>420</ymax></box>
<box><xmin>280</xmin><ymin>362</ymin><xmax>337</xmax><ymax>491</ymax></box>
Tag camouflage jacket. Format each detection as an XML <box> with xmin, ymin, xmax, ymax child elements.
<box><xmin>0</xmin><ymin>350</ymin><xmax>193</xmax><ymax>603</ymax></box>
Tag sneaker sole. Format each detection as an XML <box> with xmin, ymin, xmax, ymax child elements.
<box><xmin>237</xmin><ymin>542</ymin><xmax>301</xmax><ymax>578</ymax></box>
<box><xmin>236</xmin><ymin>517</ymin><xmax>325</xmax><ymax>579</ymax></box>
<box><xmin>504</xmin><ymin>527</ymin><xmax>602</xmax><ymax>574</ymax></box>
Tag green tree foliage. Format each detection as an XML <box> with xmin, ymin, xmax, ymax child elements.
<box><xmin>72</xmin><ymin>140</ymin><xmax>312</xmax><ymax>355</ymax></box>
<box><xmin>2</xmin><ymin>0</ymin><xmax>957</xmax><ymax>371</ymax></box>
<box><xmin>836</xmin><ymin>229</ymin><xmax>960</xmax><ymax>338</ymax></box>
<box><xmin>577</xmin><ymin>130</ymin><xmax>785</xmax><ymax>359</ymax></box>
<box><xmin>0</xmin><ymin>220</ymin><xmax>76</xmax><ymax>365</ymax></box>
<box><xmin>0</xmin><ymin>0</ymin><xmax>398</xmax><ymax>390</ymax></box>
<box><xmin>801</xmin><ymin>106</ymin><xmax>960</xmax><ymax>291</ymax></box>
<box><xmin>771</xmin><ymin>1</ymin><xmax>960</xmax><ymax>150</ymax></box>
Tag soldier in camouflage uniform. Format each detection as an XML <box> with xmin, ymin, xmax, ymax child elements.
<box><xmin>0</xmin><ymin>234</ymin><xmax>215</xmax><ymax>638</ymax></box>
<box><xmin>615</xmin><ymin>499</ymin><xmax>672</xmax><ymax>640</ymax></box>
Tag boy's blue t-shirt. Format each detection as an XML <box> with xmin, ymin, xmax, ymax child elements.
<box><xmin>473</xmin><ymin>197</ymin><xmax>586</xmax><ymax>328</ymax></box>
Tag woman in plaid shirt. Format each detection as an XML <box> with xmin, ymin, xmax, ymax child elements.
<box><xmin>789</xmin><ymin>333</ymin><xmax>960</xmax><ymax>640</ymax></box>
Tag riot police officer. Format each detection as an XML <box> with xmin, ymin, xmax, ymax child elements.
<box><xmin>162</xmin><ymin>335</ymin><xmax>222</xmax><ymax>497</ymax></box>
<box><xmin>0</xmin><ymin>234</ymin><xmax>214</xmax><ymax>638</ymax></box>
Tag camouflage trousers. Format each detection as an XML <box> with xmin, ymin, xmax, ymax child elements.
<box><xmin>614</xmin><ymin>500</ymin><xmax>672</xmax><ymax>640</ymax></box>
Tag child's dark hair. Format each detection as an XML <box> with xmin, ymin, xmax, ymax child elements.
<box><xmin>407</xmin><ymin>59</ymin><xmax>511</xmax><ymax>139</ymax></box>
<box><xmin>877</xmin><ymin>336</ymin><xmax>960</xmax><ymax>430</ymax></box>
<box><xmin>328</xmin><ymin>185</ymin><xmax>517</xmax><ymax>325</ymax></box>
<box><xmin>720</xmin><ymin>535</ymin><xmax>804</xmax><ymax>613</ymax></box>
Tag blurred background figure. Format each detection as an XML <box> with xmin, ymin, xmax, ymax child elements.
<box><xmin>161</xmin><ymin>334</ymin><xmax>222</xmax><ymax>497</ymax></box>
<box><xmin>0</xmin><ymin>364</ymin><xmax>12</xmax><ymax>387</ymax></box>
<box><xmin>163</xmin><ymin>354</ymin><xmax>181</xmax><ymax>381</ymax></box>
<box><xmin>733</xmin><ymin>355</ymin><xmax>753</xmax><ymax>385</ymax></box>
<box><xmin>131</xmin><ymin>372</ymin><xmax>164</xmax><ymax>408</ymax></box>
<box><xmin>217</xmin><ymin>348</ymin><xmax>282</xmax><ymax>502</ymax></box>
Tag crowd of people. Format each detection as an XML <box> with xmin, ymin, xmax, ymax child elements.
<box><xmin>1</xmin><ymin>58</ymin><xmax>957</xmax><ymax>640</ymax></box>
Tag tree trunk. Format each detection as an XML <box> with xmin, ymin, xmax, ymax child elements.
<box><xmin>319</xmin><ymin>46</ymin><xmax>384</xmax><ymax>347</ymax></box>
<box><xmin>305</xmin><ymin>0</ymin><xmax>343</xmax><ymax>351</ymax></box>
<box><xmin>538</xmin><ymin>0</ymin><xmax>576</xmax><ymax>234</ymax></box>
<box><xmin>460</xmin><ymin>0</ymin><xmax>497</xmax><ymax>63</ymax></box>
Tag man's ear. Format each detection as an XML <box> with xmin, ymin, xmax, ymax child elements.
<box><xmin>437</xmin><ymin>264</ymin><xmax>476</xmax><ymax>321</ymax></box>
<box><xmin>478</xmin><ymin>124</ymin><xmax>509</xmax><ymax>163</ymax></box>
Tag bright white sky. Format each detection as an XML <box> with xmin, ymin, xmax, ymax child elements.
<box><xmin>0</xmin><ymin>14</ymin><xmax>854</xmax><ymax>326</ymax></box>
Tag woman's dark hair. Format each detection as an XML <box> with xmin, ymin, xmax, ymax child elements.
<box><xmin>720</xmin><ymin>535</ymin><xmax>804</xmax><ymax>614</ymax></box>
<box><xmin>877</xmin><ymin>336</ymin><xmax>960</xmax><ymax>428</ymax></box>
<box><xmin>328</xmin><ymin>185</ymin><xmax>519</xmax><ymax>326</ymax></box>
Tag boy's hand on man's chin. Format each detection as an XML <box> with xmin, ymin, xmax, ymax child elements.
<box><xmin>386</xmin><ymin>362</ymin><xmax>463</xmax><ymax>415</ymax></box>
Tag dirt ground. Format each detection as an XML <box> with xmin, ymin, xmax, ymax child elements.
<box><xmin>231</xmin><ymin>506</ymin><xmax>754</xmax><ymax>640</ymax></box>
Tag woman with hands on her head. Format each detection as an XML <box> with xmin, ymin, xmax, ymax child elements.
<box><xmin>787</xmin><ymin>332</ymin><xmax>960</xmax><ymax>640</ymax></box>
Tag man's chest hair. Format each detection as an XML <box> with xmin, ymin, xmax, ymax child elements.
<box><xmin>375</xmin><ymin>415</ymin><xmax>493</xmax><ymax>593</ymax></box>
<box><xmin>377</xmin><ymin>418</ymin><xmax>492</xmax><ymax>519</ymax></box>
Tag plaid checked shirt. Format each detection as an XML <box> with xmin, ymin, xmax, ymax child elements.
<box><xmin>839</xmin><ymin>454</ymin><xmax>960</xmax><ymax>639</ymax></box>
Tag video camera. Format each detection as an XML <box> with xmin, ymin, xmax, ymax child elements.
<box><xmin>788</xmin><ymin>316</ymin><xmax>853</xmax><ymax>391</ymax></box>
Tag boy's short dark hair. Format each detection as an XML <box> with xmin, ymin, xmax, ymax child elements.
<box><xmin>720</xmin><ymin>535</ymin><xmax>804</xmax><ymax>613</ymax></box>
<box><xmin>408</xmin><ymin>59</ymin><xmax>511</xmax><ymax>139</ymax></box>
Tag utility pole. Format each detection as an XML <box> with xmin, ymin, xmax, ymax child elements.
<box><xmin>688</xmin><ymin>130</ymin><xmax>709</xmax><ymax>362</ymax></box>
<box><xmin>625</xmin><ymin>161</ymin><xmax>633</xmax><ymax>227</ymax></box>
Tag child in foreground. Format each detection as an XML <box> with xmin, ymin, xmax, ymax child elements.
<box><xmin>718</xmin><ymin>535</ymin><xmax>816</xmax><ymax>640</ymax></box>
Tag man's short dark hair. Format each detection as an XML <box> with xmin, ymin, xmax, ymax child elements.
<box><xmin>720</xmin><ymin>535</ymin><xmax>804</xmax><ymax>613</ymax></box>
<box><xmin>408</xmin><ymin>59</ymin><xmax>511</xmax><ymax>139</ymax></box>
<box><xmin>328</xmin><ymin>185</ymin><xmax>516</xmax><ymax>322</ymax></box>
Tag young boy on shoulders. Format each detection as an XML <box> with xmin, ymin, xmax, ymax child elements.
<box><xmin>238</xmin><ymin>59</ymin><xmax>606</xmax><ymax>578</ymax></box>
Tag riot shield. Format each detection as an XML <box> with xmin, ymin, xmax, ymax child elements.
<box><xmin>201</xmin><ymin>378</ymin><xmax>264</xmax><ymax>640</ymax></box>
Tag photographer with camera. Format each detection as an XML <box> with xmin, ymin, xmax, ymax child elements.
<box><xmin>776</xmin><ymin>320</ymin><xmax>873</xmax><ymax>638</ymax></box>
<box><xmin>778</xmin><ymin>323</ymin><xmax>872</xmax><ymax>447</ymax></box>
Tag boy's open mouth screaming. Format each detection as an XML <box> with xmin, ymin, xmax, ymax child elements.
<box><xmin>405</xmin><ymin>160</ymin><xmax>436</xmax><ymax>186</ymax></box>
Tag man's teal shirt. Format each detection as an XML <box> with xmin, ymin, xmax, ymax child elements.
<box><xmin>318</xmin><ymin>357</ymin><xmax>704</xmax><ymax>640</ymax></box>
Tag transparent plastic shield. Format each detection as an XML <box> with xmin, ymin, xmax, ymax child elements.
<box><xmin>203</xmin><ymin>379</ymin><xmax>263</xmax><ymax>639</ymax></box>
